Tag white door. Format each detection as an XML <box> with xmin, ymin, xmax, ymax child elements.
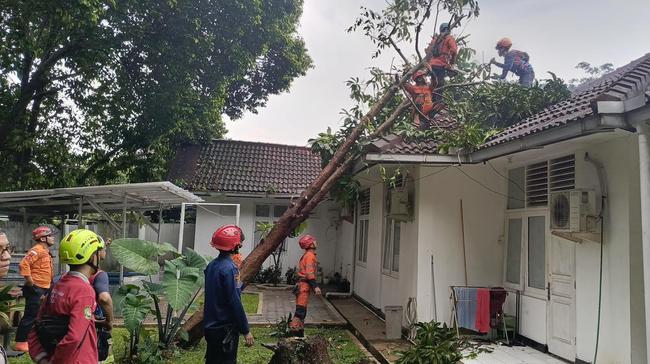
<box><xmin>547</xmin><ymin>235</ymin><xmax>576</xmax><ymax>360</ymax></box>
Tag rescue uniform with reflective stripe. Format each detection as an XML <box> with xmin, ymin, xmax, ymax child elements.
<box><xmin>28</xmin><ymin>271</ymin><xmax>98</xmax><ymax>364</ymax></box>
<box><xmin>19</xmin><ymin>243</ymin><xmax>54</xmax><ymax>289</ymax></box>
<box><xmin>426</xmin><ymin>35</ymin><xmax>458</xmax><ymax>69</ymax></box>
<box><xmin>295</xmin><ymin>250</ymin><xmax>318</xmax><ymax>316</ymax></box>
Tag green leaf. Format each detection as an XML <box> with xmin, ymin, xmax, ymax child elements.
<box><xmin>183</xmin><ymin>248</ymin><xmax>209</xmax><ymax>270</ymax></box>
<box><xmin>162</xmin><ymin>261</ymin><xmax>200</xmax><ymax>310</ymax></box>
<box><xmin>111</xmin><ymin>238</ymin><xmax>161</xmax><ymax>275</ymax></box>
<box><xmin>122</xmin><ymin>294</ymin><xmax>153</xmax><ymax>333</ymax></box>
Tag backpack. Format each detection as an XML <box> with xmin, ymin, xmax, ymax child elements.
<box><xmin>34</xmin><ymin>290</ymin><xmax>70</xmax><ymax>354</ymax></box>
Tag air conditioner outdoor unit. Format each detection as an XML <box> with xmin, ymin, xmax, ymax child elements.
<box><xmin>550</xmin><ymin>190</ymin><xmax>597</xmax><ymax>232</ymax></box>
<box><xmin>388</xmin><ymin>187</ymin><xmax>411</xmax><ymax>219</ymax></box>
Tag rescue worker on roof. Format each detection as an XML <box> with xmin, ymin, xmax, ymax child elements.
<box><xmin>28</xmin><ymin>229</ymin><xmax>104</xmax><ymax>364</ymax></box>
<box><xmin>289</xmin><ymin>234</ymin><xmax>322</xmax><ymax>336</ymax></box>
<box><xmin>15</xmin><ymin>226</ymin><xmax>55</xmax><ymax>352</ymax></box>
<box><xmin>425</xmin><ymin>22</ymin><xmax>458</xmax><ymax>104</ymax></box>
<box><xmin>490</xmin><ymin>37</ymin><xmax>535</xmax><ymax>87</ymax></box>
<box><xmin>404</xmin><ymin>70</ymin><xmax>440</xmax><ymax>131</ymax></box>
<box><xmin>204</xmin><ymin>225</ymin><xmax>254</xmax><ymax>364</ymax></box>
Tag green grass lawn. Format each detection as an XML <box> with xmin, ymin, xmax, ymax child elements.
<box><xmin>11</xmin><ymin>327</ymin><xmax>366</xmax><ymax>364</ymax></box>
<box><xmin>194</xmin><ymin>292</ymin><xmax>258</xmax><ymax>314</ymax></box>
<box><xmin>242</xmin><ymin>292</ymin><xmax>259</xmax><ymax>314</ymax></box>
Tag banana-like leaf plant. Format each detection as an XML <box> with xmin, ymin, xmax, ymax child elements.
<box><xmin>111</xmin><ymin>238</ymin><xmax>210</xmax><ymax>357</ymax></box>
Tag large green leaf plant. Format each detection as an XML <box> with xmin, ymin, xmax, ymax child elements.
<box><xmin>111</xmin><ymin>238</ymin><xmax>209</xmax><ymax>361</ymax></box>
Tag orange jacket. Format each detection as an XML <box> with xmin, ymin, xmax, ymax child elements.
<box><xmin>19</xmin><ymin>243</ymin><xmax>54</xmax><ymax>289</ymax></box>
<box><xmin>297</xmin><ymin>250</ymin><xmax>318</xmax><ymax>283</ymax></box>
<box><xmin>231</xmin><ymin>253</ymin><xmax>243</xmax><ymax>269</ymax></box>
<box><xmin>426</xmin><ymin>35</ymin><xmax>458</xmax><ymax>69</ymax></box>
<box><xmin>404</xmin><ymin>83</ymin><xmax>435</xmax><ymax>114</ymax></box>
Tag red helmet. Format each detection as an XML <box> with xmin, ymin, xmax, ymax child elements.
<box><xmin>32</xmin><ymin>226</ymin><xmax>53</xmax><ymax>241</ymax></box>
<box><xmin>299</xmin><ymin>235</ymin><xmax>316</xmax><ymax>250</ymax></box>
<box><xmin>412</xmin><ymin>70</ymin><xmax>427</xmax><ymax>81</ymax></box>
<box><xmin>211</xmin><ymin>225</ymin><xmax>244</xmax><ymax>251</ymax></box>
<box><xmin>496</xmin><ymin>37</ymin><xmax>512</xmax><ymax>50</ymax></box>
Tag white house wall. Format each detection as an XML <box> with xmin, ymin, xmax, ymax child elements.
<box><xmin>334</xmin><ymin>219</ymin><xmax>355</xmax><ymax>282</ymax></box>
<box><xmin>496</xmin><ymin>132</ymin><xmax>644</xmax><ymax>363</ymax></box>
<box><xmin>353</xmin><ymin>183</ymin><xmax>384</xmax><ymax>307</ymax></box>
<box><xmin>193</xmin><ymin>196</ymin><xmax>339</xmax><ymax>278</ymax></box>
<box><xmin>352</xmin><ymin>166</ymin><xmax>418</xmax><ymax>323</ymax></box>
<box><xmin>574</xmin><ymin>135</ymin><xmax>641</xmax><ymax>363</ymax></box>
<box><xmin>415</xmin><ymin>164</ymin><xmax>506</xmax><ymax>324</ymax></box>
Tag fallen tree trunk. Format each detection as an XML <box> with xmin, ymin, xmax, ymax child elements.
<box><xmin>178</xmin><ymin>17</ymin><xmax>467</xmax><ymax>344</ymax></box>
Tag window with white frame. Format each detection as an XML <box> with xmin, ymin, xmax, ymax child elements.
<box><xmin>382</xmin><ymin>218</ymin><xmax>400</xmax><ymax>275</ymax></box>
<box><xmin>254</xmin><ymin>204</ymin><xmax>288</xmax><ymax>251</ymax></box>
<box><xmin>382</xmin><ymin>175</ymin><xmax>403</xmax><ymax>276</ymax></box>
<box><xmin>504</xmin><ymin>213</ymin><xmax>547</xmax><ymax>295</ymax></box>
<box><xmin>356</xmin><ymin>190</ymin><xmax>370</xmax><ymax>264</ymax></box>
<box><xmin>507</xmin><ymin>154</ymin><xmax>575</xmax><ymax>210</ymax></box>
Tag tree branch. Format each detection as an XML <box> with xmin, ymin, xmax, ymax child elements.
<box><xmin>415</xmin><ymin>0</ymin><xmax>435</xmax><ymax>61</ymax></box>
<box><xmin>389</xmin><ymin>37</ymin><xmax>410</xmax><ymax>66</ymax></box>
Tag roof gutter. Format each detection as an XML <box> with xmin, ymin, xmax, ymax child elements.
<box><xmin>363</xmin><ymin>153</ymin><xmax>469</xmax><ymax>164</ymax></box>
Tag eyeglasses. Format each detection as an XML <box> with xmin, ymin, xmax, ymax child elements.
<box><xmin>0</xmin><ymin>245</ymin><xmax>14</xmax><ymax>256</ymax></box>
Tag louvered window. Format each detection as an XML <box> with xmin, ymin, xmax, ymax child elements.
<box><xmin>357</xmin><ymin>189</ymin><xmax>370</xmax><ymax>264</ymax></box>
<box><xmin>359</xmin><ymin>189</ymin><xmax>370</xmax><ymax>216</ymax></box>
<box><xmin>507</xmin><ymin>154</ymin><xmax>575</xmax><ymax>210</ymax></box>
<box><xmin>550</xmin><ymin>155</ymin><xmax>575</xmax><ymax>192</ymax></box>
<box><xmin>526</xmin><ymin>162</ymin><xmax>549</xmax><ymax>207</ymax></box>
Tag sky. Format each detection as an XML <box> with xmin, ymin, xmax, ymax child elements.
<box><xmin>225</xmin><ymin>0</ymin><xmax>650</xmax><ymax>145</ymax></box>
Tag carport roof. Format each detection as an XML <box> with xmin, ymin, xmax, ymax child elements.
<box><xmin>0</xmin><ymin>182</ymin><xmax>203</xmax><ymax>215</ymax></box>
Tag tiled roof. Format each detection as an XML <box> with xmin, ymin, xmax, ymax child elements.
<box><xmin>366</xmin><ymin>108</ymin><xmax>455</xmax><ymax>155</ymax></box>
<box><xmin>168</xmin><ymin>140</ymin><xmax>322</xmax><ymax>195</ymax></box>
<box><xmin>484</xmin><ymin>53</ymin><xmax>650</xmax><ymax>147</ymax></box>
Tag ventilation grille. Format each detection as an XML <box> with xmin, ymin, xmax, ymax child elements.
<box><xmin>550</xmin><ymin>155</ymin><xmax>575</xmax><ymax>192</ymax></box>
<box><xmin>359</xmin><ymin>189</ymin><xmax>370</xmax><ymax>216</ymax></box>
<box><xmin>526</xmin><ymin>161</ymin><xmax>549</xmax><ymax>207</ymax></box>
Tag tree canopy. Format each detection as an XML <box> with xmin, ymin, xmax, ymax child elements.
<box><xmin>0</xmin><ymin>0</ymin><xmax>312</xmax><ymax>190</ymax></box>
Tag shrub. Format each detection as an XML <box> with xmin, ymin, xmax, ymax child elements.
<box><xmin>285</xmin><ymin>267</ymin><xmax>299</xmax><ymax>285</ymax></box>
<box><xmin>255</xmin><ymin>266</ymin><xmax>282</xmax><ymax>285</ymax></box>
<box><xmin>396</xmin><ymin>321</ymin><xmax>490</xmax><ymax>364</ymax></box>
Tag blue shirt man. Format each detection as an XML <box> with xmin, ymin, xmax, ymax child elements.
<box><xmin>491</xmin><ymin>38</ymin><xmax>535</xmax><ymax>87</ymax></box>
<box><xmin>204</xmin><ymin>225</ymin><xmax>253</xmax><ymax>364</ymax></box>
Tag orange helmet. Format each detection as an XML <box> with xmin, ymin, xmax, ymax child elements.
<box><xmin>210</xmin><ymin>225</ymin><xmax>244</xmax><ymax>251</ymax></box>
<box><xmin>496</xmin><ymin>37</ymin><xmax>512</xmax><ymax>50</ymax></box>
<box><xmin>298</xmin><ymin>235</ymin><xmax>316</xmax><ymax>250</ymax></box>
<box><xmin>32</xmin><ymin>226</ymin><xmax>53</xmax><ymax>241</ymax></box>
<box><xmin>412</xmin><ymin>70</ymin><xmax>427</xmax><ymax>81</ymax></box>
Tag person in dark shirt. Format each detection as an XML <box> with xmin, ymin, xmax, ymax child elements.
<box><xmin>490</xmin><ymin>37</ymin><xmax>535</xmax><ymax>86</ymax></box>
<box><xmin>204</xmin><ymin>225</ymin><xmax>253</xmax><ymax>364</ymax></box>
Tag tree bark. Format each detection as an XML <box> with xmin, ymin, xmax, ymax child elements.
<box><xmin>268</xmin><ymin>336</ymin><xmax>333</xmax><ymax>364</ymax></box>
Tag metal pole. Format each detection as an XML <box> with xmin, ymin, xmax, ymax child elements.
<box><xmin>177</xmin><ymin>203</ymin><xmax>186</xmax><ymax>254</ymax></box>
<box><xmin>157</xmin><ymin>204</ymin><xmax>163</xmax><ymax>244</ymax></box>
<box><xmin>120</xmin><ymin>194</ymin><xmax>127</xmax><ymax>285</ymax></box>
<box><xmin>235</xmin><ymin>204</ymin><xmax>240</xmax><ymax>226</ymax></box>
<box><xmin>78</xmin><ymin>196</ymin><xmax>84</xmax><ymax>228</ymax></box>
<box><xmin>638</xmin><ymin>122</ymin><xmax>650</xmax><ymax>363</ymax></box>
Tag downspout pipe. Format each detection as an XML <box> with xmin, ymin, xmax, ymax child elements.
<box><xmin>638</xmin><ymin>121</ymin><xmax>650</xmax><ymax>362</ymax></box>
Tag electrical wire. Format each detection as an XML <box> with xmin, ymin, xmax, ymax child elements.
<box><xmin>454</xmin><ymin>166</ymin><xmax>525</xmax><ymax>202</ymax></box>
<box><xmin>486</xmin><ymin>160</ymin><xmax>525</xmax><ymax>193</ymax></box>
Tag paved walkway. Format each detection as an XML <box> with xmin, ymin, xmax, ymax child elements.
<box><xmin>463</xmin><ymin>345</ymin><xmax>567</xmax><ymax>364</ymax></box>
<box><xmin>329</xmin><ymin>297</ymin><xmax>411</xmax><ymax>363</ymax></box>
<box><xmin>247</xmin><ymin>285</ymin><xmax>346</xmax><ymax>326</ymax></box>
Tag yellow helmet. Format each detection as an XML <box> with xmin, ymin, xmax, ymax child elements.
<box><xmin>60</xmin><ymin>229</ymin><xmax>105</xmax><ymax>265</ymax></box>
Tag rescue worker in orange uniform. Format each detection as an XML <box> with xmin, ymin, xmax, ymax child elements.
<box><xmin>15</xmin><ymin>226</ymin><xmax>55</xmax><ymax>352</ymax></box>
<box><xmin>231</xmin><ymin>252</ymin><xmax>244</xmax><ymax>289</ymax></box>
<box><xmin>404</xmin><ymin>70</ymin><xmax>437</xmax><ymax>130</ymax></box>
<box><xmin>289</xmin><ymin>234</ymin><xmax>322</xmax><ymax>336</ymax></box>
<box><xmin>424</xmin><ymin>22</ymin><xmax>458</xmax><ymax>105</ymax></box>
